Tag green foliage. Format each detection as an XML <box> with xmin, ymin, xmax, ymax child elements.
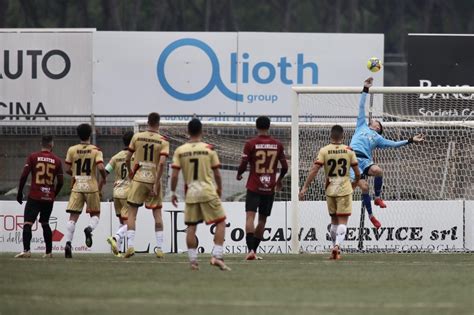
<box><xmin>2</xmin><ymin>0</ymin><xmax>473</xmax><ymax>53</ymax></box>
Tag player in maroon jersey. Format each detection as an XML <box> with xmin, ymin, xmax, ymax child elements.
<box><xmin>15</xmin><ymin>135</ymin><xmax>64</xmax><ymax>258</ymax></box>
<box><xmin>236</xmin><ymin>116</ymin><xmax>288</xmax><ymax>260</ymax></box>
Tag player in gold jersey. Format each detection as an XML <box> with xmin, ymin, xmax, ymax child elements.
<box><xmin>124</xmin><ymin>112</ymin><xmax>169</xmax><ymax>258</ymax></box>
<box><xmin>299</xmin><ymin>125</ymin><xmax>360</xmax><ymax>260</ymax></box>
<box><xmin>171</xmin><ymin>118</ymin><xmax>230</xmax><ymax>271</ymax></box>
<box><xmin>64</xmin><ymin>123</ymin><xmax>107</xmax><ymax>258</ymax></box>
<box><xmin>105</xmin><ymin>131</ymin><xmax>134</xmax><ymax>257</ymax></box>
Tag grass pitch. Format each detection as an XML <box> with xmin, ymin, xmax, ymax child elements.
<box><xmin>0</xmin><ymin>253</ymin><xmax>473</xmax><ymax>315</ymax></box>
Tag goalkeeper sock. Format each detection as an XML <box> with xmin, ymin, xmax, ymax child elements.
<box><xmin>362</xmin><ymin>193</ymin><xmax>373</xmax><ymax>216</ymax></box>
<box><xmin>330</xmin><ymin>224</ymin><xmax>337</xmax><ymax>246</ymax></box>
<box><xmin>23</xmin><ymin>224</ymin><xmax>32</xmax><ymax>252</ymax></box>
<box><xmin>335</xmin><ymin>224</ymin><xmax>347</xmax><ymax>246</ymax></box>
<box><xmin>374</xmin><ymin>176</ymin><xmax>383</xmax><ymax>198</ymax></box>
<box><xmin>246</xmin><ymin>233</ymin><xmax>256</xmax><ymax>252</ymax></box>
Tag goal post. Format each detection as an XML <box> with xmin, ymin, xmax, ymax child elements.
<box><xmin>291</xmin><ymin>86</ymin><xmax>474</xmax><ymax>253</ymax></box>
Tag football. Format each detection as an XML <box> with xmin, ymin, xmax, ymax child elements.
<box><xmin>367</xmin><ymin>57</ymin><xmax>383</xmax><ymax>72</ymax></box>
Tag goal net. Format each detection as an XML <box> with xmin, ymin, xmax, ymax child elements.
<box><xmin>133</xmin><ymin>120</ymin><xmax>292</xmax><ymax>203</ymax></box>
<box><xmin>292</xmin><ymin>86</ymin><xmax>474</xmax><ymax>253</ymax></box>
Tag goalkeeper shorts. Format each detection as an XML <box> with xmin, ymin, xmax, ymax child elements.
<box><xmin>350</xmin><ymin>157</ymin><xmax>374</xmax><ymax>180</ymax></box>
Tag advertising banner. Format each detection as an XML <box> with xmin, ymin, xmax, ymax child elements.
<box><xmin>0</xmin><ymin>201</ymin><xmax>112</xmax><ymax>253</ymax></box>
<box><xmin>93</xmin><ymin>32</ymin><xmax>384</xmax><ymax>116</ymax></box>
<box><xmin>299</xmin><ymin>200</ymin><xmax>465</xmax><ymax>252</ymax></box>
<box><xmin>0</xmin><ymin>31</ymin><xmax>93</xmax><ymax>120</ymax></box>
<box><xmin>1</xmin><ymin>200</ymin><xmax>468</xmax><ymax>254</ymax></box>
<box><xmin>406</xmin><ymin>34</ymin><xmax>474</xmax><ymax>118</ymax></box>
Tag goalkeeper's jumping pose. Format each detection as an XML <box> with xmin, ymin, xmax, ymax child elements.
<box><xmin>350</xmin><ymin>78</ymin><xmax>424</xmax><ymax>229</ymax></box>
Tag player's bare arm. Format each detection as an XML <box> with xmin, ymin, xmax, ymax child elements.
<box><xmin>152</xmin><ymin>155</ymin><xmax>166</xmax><ymax>196</ymax></box>
<box><xmin>65</xmin><ymin>163</ymin><xmax>72</xmax><ymax>176</ymax></box>
<box><xmin>125</xmin><ymin>150</ymin><xmax>133</xmax><ymax>179</ymax></box>
<box><xmin>236</xmin><ymin>143</ymin><xmax>250</xmax><ymax>181</ymax></box>
<box><xmin>298</xmin><ymin>163</ymin><xmax>322</xmax><ymax>200</ymax></box>
<box><xmin>170</xmin><ymin>168</ymin><xmax>179</xmax><ymax>207</ymax></box>
<box><xmin>16</xmin><ymin>160</ymin><xmax>31</xmax><ymax>205</ymax></box>
<box><xmin>236</xmin><ymin>158</ymin><xmax>247</xmax><ymax>181</ymax></box>
<box><xmin>351</xmin><ymin>164</ymin><xmax>361</xmax><ymax>189</ymax></box>
<box><xmin>97</xmin><ymin>163</ymin><xmax>107</xmax><ymax>191</ymax></box>
<box><xmin>213</xmin><ymin>168</ymin><xmax>223</xmax><ymax>198</ymax></box>
<box><xmin>275</xmin><ymin>158</ymin><xmax>289</xmax><ymax>192</ymax></box>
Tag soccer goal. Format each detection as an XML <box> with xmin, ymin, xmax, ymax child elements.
<box><xmin>291</xmin><ymin>86</ymin><xmax>474</xmax><ymax>253</ymax></box>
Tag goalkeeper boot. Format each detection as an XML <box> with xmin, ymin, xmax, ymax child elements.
<box><xmin>84</xmin><ymin>227</ymin><xmax>93</xmax><ymax>248</ymax></box>
<box><xmin>374</xmin><ymin>198</ymin><xmax>387</xmax><ymax>208</ymax></box>
<box><xmin>123</xmin><ymin>247</ymin><xmax>135</xmax><ymax>258</ymax></box>
<box><xmin>245</xmin><ymin>250</ymin><xmax>256</xmax><ymax>260</ymax></box>
<box><xmin>107</xmin><ymin>236</ymin><xmax>120</xmax><ymax>256</ymax></box>
<box><xmin>65</xmin><ymin>241</ymin><xmax>72</xmax><ymax>259</ymax></box>
<box><xmin>210</xmin><ymin>256</ymin><xmax>232</xmax><ymax>271</ymax></box>
<box><xmin>370</xmin><ymin>215</ymin><xmax>382</xmax><ymax>229</ymax></box>
<box><xmin>154</xmin><ymin>248</ymin><xmax>165</xmax><ymax>259</ymax></box>
<box><xmin>14</xmin><ymin>251</ymin><xmax>31</xmax><ymax>258</ymax></box>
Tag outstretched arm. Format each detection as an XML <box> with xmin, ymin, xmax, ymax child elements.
<box><xmin>376</xmin><ymin>134</ymin><xmax>424</xmax><ymax>149</ymax></box>
<box><xmin>356</xmin><ymin>78</ymin><xmax>373</xmax><ymax>128</ymax></box>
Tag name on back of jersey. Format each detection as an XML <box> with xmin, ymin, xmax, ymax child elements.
<box><xmin>255</xmin><ymin>144</ymin><xmax>278</xmax><ymax>150</ymax></box>
<box><xmin>178</xmin><ymin>150</ymin><xmax>209</xmax><ymax>158</ymax></box>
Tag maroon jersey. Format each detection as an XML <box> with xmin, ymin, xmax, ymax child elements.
<box><xmin>20</xmin><ymin>150</ymin><xmax>63</xmax><ymax>201</ymax></box>
<box><xmin>238</xmin><ymin>135</ymin><xmax>288</xmax><ymax>195</ymax></box>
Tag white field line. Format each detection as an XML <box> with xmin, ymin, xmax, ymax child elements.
<box><xmin>3</xmin><ymin>257</ymin><xmax>474</xmax><ymax>267</ymax></box>
<box><xmin>0</xmin><ymin>294</ymin><xmax>462</xmax><ymax>310</ymax></box>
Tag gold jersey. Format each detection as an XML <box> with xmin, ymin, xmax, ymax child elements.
<box><xmin>315</xmin><ymin>143</ymin><xmax>358</xmax><ymax>197</ymax></box>
<box><xmin>65</xmin><ymin>143</ymin><xmax>104</xmax><ymax>193</ymax></box>
<box><xmin>172</xmin><ymin>142</ymin><xmax>221</xmax><ymax>204</ymax></box>
<box><xmin>106</xmin><ymin>149</ymin><xmax>133</xmax><ymax>199</ymax></box>
<box><xmin>128</xmin><ymin>131</ymin><xmax>170</xmax><ymax>184</ymax></box>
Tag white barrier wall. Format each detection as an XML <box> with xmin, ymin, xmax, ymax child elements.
<box><xmin>1</xmin><ymin>201</ymin><xmax>471</xmax><ymax>254</ymax></box>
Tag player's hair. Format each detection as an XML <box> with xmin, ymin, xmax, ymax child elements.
<box><xmin>256</xmin><ymin>116</ymin><xmax>271</xmax><ymax>130</ymax></box>
<box><xmin>41</xmin><ymin>135</ymin><xmax>53</xmax><ymax>147</ymax></box>
<box><xmin>188</xmin><ymin>118</ymin><xmax>202</xmax><ymax>136</ymax></box>
<box><xmin>77</xmin><ymin>123</ymin><xmax>92</xmax><ymax>141</ymax></box>
<box><xmin>330</xmin><ymin>124</ymin><xmax>344</xmax><ymax>140</ymax></box>
<box><xmin>148</xmin><ymin>112</ymin><xmax>160</xmax><ymax>127</ymax></box>
<box><xmin>122</xmin><ymin>131</ymin><xmax>134</xmax><ymax>147</ymax></box>
<box><xmin>375</xmin><ymin>120</ymin><xmax>384</xmax><ymax>135</ymax></box>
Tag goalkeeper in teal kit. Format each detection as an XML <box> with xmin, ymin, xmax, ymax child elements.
<box><xmin>350</xmin><ymin>78</ymin><xmax>424</xmax><ymax>228</ymax></box>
